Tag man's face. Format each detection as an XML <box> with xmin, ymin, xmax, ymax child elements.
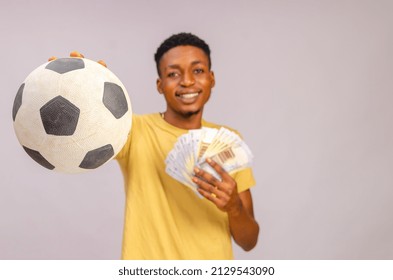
<box><xmin>156</xmin><ymin>45</ymin><xmax>215</xmax><ymax>118</ymax></box>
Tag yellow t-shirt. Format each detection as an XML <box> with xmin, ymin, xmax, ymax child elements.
<box><xmin>116</xmin><ymin>113</ymin><xmax>256</xmax><ymax>259</ymax></box>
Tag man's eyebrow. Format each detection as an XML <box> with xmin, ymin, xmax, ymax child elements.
<box><xmin>166</xmin><ymin>60</ymin><xmax>205</xmax><ymax>69</ymax></box>
<box><xmin>191</xmin><ymin>60</ymin><xmax>203</xmax><ymax>66</ymax></box>
<box><xmin>166</xmin><ymin>64</ymin><xmax>180</xmax><ymax>69</ymax></box>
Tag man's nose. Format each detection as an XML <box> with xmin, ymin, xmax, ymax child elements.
<box><xmin>180</xmin><ymin>71</ymin><xmax>195</xmax><ymax>87</ymax></box>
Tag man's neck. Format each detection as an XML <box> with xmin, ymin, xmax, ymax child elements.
<box><xmin>162</xmin><ymin>110</ymin><xmax>203</xmax><ymax>130</ymax></box>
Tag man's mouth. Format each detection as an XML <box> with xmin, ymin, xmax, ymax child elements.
<box><xmin>175</xmin><ymin>92</ymin><xmax>200</xmax><ymax>100</ymax></box>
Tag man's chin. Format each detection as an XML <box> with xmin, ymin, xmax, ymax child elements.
<box><xmin>182</xmin><ymin>109</ymin><xmax>201</xmax><ymax>118</ymax></box>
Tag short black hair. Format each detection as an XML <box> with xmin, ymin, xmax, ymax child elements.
<box><xmin>154</xmin><ymin>32</ymin><xmax>211</xmax><ymax>76</ymax></box>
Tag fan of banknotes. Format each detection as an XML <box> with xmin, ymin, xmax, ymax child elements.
<box><xmin>165</xmin><ymin>127</ymin><xmax>253</xmax><ymax>194</ymax></box>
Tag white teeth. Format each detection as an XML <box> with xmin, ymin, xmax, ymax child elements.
<box><xmin>179</xmin><ymin>93</ymin><xmax>199</xmax><ymax>99</ymax></box>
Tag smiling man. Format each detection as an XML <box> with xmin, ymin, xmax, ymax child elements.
<box><xmin>116</xmin><ymin>33</ymin><xmax>259</xmax><ymax>259</ymax></box>
<box><xmin>156</xmin><ymin>44</ymin><xmax>214</xmax><ymax>127</ymax></box>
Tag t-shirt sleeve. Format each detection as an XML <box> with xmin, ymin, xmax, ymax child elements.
<box><xmin>115</xmin><ymin>115</ymin><xmax>135</xmax><ymax>161</ymax></box>
<box><xmin>232</xmin><ymin>167</ymin><xmax>256</xmax><ymax>193</ymax></box>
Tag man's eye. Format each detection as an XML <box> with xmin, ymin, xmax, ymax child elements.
<box><xmin>168</xmin><ymin>72</ymin><xmax>179</xmax><ymax>78</ymax></box>
<box><xmin>194</xmin><ymin>68</ymin><xmax>204</xmax><ymax>74</ymax></box>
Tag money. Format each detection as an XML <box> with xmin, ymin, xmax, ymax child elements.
<box><xmin>165</xmin><ymin>127</ymin><xmax>253</xmax><ymax>195</ymax></box>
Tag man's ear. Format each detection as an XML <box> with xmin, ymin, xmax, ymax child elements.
<box><xmin>210</xmin><ymin>71</ymin><xmax>215</xmax><ymax>88</ymax></box>
<box><xmin>156</xmin><ymin>78</ymin><xmax>163</xmax><ymax>94</ymax></box>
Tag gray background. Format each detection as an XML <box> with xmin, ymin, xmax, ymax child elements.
<box><xmin>1</xmin><ymin>0</ymin><xmax>392</xmax><ymax>259</ymax></box>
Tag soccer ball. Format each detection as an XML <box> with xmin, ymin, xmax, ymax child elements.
<box><xmin>12</xmin><ymin>57</ymin><xmax>132</xmax><ymax>173</ymax></box>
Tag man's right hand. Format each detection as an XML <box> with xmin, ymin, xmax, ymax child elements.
<box><xmin>48</xmin><ymin>51</ymin><xmax>107</xmax><ymax>68</ymax></box>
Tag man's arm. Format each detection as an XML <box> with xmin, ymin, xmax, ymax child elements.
<box><xmin>228</xmin><ymin>189</ymin><xmax>259</xmax><ymax>251</ymax></box>
<box><xmin>193</xmin><ymin>158</ymin><xmax>259</xmax><ymax>251</ymax></box>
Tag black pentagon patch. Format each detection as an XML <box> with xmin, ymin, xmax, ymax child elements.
<box><xmin>40</xmin><ymin>95</ymin><xmax>80</xmax><ymax>136</ymax></box>
<box><xmin>23</xmin><ymin>146</ymin><xmax>55</xmax><ymax>170</ymax></box>
<box><xmin>45</xmin><ymin>58</ymin><xmax>85</xmax><ymax>74</ymax></box>
<box><xmin>12</xmin><ymin>83</ymin><xmax>24</xmax><ymax>121</ymax></box>
<box><xmin>103</xmin><ymin>82</ymin><xmax>128</xmax><ymax>119</ymax></box>
<box><xmin>79</xmin><ymin>144</ymin><xmax>114</xmax><ymax>169</ymax></box>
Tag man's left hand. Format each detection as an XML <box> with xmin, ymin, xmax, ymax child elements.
<box><xmin>193</xmin><ymin>158</ymin><xmax>242</xmax><ymax>216</ymax></box>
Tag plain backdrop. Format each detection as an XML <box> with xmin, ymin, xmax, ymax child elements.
<box><xmin>1</xmin><ymin>0</ymin><xmax>393</xmax><ymax>259</ymax></box>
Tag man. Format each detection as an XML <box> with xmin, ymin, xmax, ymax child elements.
<box><xmin>115</xmin><ymin>33</ymin><xmax>259</xmax><ymax>259</ymax></box>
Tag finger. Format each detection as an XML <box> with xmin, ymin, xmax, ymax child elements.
<box><xmin>192</xmin><ymin>176</ymin><xmax>225</xmax><ymax>198</ymax></box>
<box><xmin>206</xmin><ymin>158</ymin><xmax>231</xmax><ymax>181</ymax></box>
<box><xmin>70</xmin><ymin>51</ymin><xmax>84</xmax><ymax>58</ymax></box>
<box><xmin>197</xmin><ymin>186</ymin><xmax>221</xmax><ymax>203</ymax></box>
<box><xmin>97</xmin><ymin>60</ymin><xmax>107</xmax><ymax>68</ymax></box>
<box><xmin>48</xmin><ymin>56</ymin><xmax>57</xmax><ymax>62</ymax></box>
<box><xmin>194</xmin><ymin>167</ymin><xmax>221</xmax><ymax>187</ymax></box>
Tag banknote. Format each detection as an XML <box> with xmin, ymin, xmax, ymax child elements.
<box><xmin>165</xmin><ymin>127</ymin><xmax>253</xmax><ymax>195</ymax></box>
